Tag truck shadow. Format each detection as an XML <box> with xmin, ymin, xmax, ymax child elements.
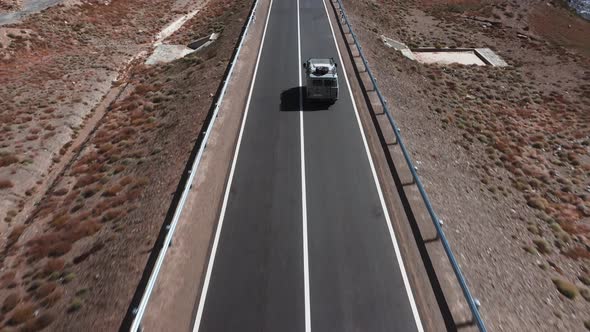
<box><xmin>280</xmin><ymin>87</ymin><xmax>333</xmax><ymax>112</ymax></box>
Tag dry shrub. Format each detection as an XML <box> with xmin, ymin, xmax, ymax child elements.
<box><xmin>112</xmin><ymin>164</ymin><xmax>126</xmax><ymax>174</ymax></box>
<box><xmin>82</xmin><ymin>184</ymin><xmax>102</xmax><ymax>198</ymax></box>
<box><xmin>73</xmin><ymin>220</ymin><xmax>101</xmax><ymax>238</ymax></box>
<box><xmin>40</xmin><ymin>288</ymin><xmax>62</xmax><ymax>307</ymax></box>
<box><xmin>134</xmin><ymin>83</ymin><xmax>158</xmax><ymax>94</ymax></box>
<box><xmin>119</xmin><ymin>175</ymin><xmax>134</xmax><ymax>186</ymax></box>
<box><xmin>552</xmin><ymin>278</ymin><xmax>578</xmax><ymax>299</ymax></box>
<box><xmin>564</xmin><ymin>246</ymin><xmax>590</xmax><ymax>260</ymax></box>
<box><xmin>98</xmin><ymin>143</ymin><xmax>113</xmax><ymax>153</ymax></box>
<box><xmin>0</xmin><ymin>271</ymin><xmax>16</xmax><ymax>288</ymax></box>
<box><xmin>108</xmin><ymin>195</ymin><xmax>128</xmax><ymax>208</ymax></box>
<box><xmin>36</xmin><ymin>312</ymin><xmax>55</xmax><ymax>328</ymax></box>
<box><xmin>35</xmin><ymin>282</ymin><xmax>57</xmax><ymax>299</ymax></box>
<box><xmin>20</xmin><ymin>311</ymin><xmax>55</xmax><ymax>332</ymax></box>
<box><xmin>7</xmin><ymin>303</ymin><xmax>35</xmax><ymax>325</ymax></box>
<box><xmin>102</xmin><ymin>183</ymin><xmax>123</xmax><ymax>197</ymax></box>
<box><xmin>533</xmin><ymin>239</ymin><xmax>551</xmax><ymax>254</ymax></box>
<box><xmin>74</xmin><ymin>174</ymin><xmax>100</xmax><ymax>189</ymax></box>
<box><xmin>101</xmin><ymin>208</ymin><xmax>124</xmax><ymax>222</ymax></box>
<box><xmin>68</xmin><ymin>297</ymin><xmax>82</xmax><ymax>313</ymax></box>
<box><xmin>70</xmin><ymin>203</ymin><xmax>84</xmax><ymax>213</ymax></box>
<box><xmin>74</xmin><ymin>151</ymin><xmax>99</xmax><ymax>168</ymax></box>
<box><xmin>527</xmin><ymin>195</ymin><xmax>549</xmax><ymax>211</ymax></box>
<box><xmin>53</xmin><ymin>188</ymin><xmax>68</xmax><ymax>196</ymax></box>
<box><xmin>93</xmin><ymin>199</ymin><xmax>111</xmax><ymax>215</ymax></box>
<box><xmin>27</xmin><ymin>233</ymin><xmax>71</xmax><ymax>261</ymax></box>
<box><xmin>73</xmin><ymin>241</ymin><xmax>104</xmax><ymax>264</ymax></box>
<box><xmin>2</xmin><ymin>293</ymin><xmax>20</xmax><ymax>313</ymax></box>
<box><xmin>130</xmin><ymin>110</ymin><xmax>145</xmax><ymax>120</ymax></box>
<box><xmin>50</xmin><ymin>214</ymin><xmax>69</xmax><ymax>229</ymax></box>
<box><xmin>118</xmin><ymin>127</ymin><xmax>137</xmax><ymax>142</ymax></box>
<box><xmin>43</xmin><ymin>258</ymin><xmax>65</xmax><ymax>275</ymax></box>
<box><xmin>0</xmin><ymin>154</ymin><xmax>19</xmax><ymax>167</ymax></box>
<box><xmin>7</xmin><ymin>225</ymin><xmax>26</xmax><ymax>248</ymax></box>
<box><xmin>56</xmin><ymin>220</ymin><xmax>101</xmax><ymax>245</ymax></box>
<box><xmin>120</xmin><ymin>100</ymin><xmax>139</xmax><ymax>112</ymax></box>
<box><xmin>48</xmin><ymin>242</ymin><xmax>72</xmax><ymax>257</ymax></box>
<box><xmin>70</xmin><ymin>210</ymin><xmax>92</xmax><ymax>223</ymax></box>
<box><xmin>84</xmin><ymin>162</ymin><xmax>106</xmax><ymax>175</ymax></box>
<box><xmin>71</xmin><ymin>164</ymin><xmax>89</xmax><ymax>175</ymax></box>
<box><xmin>94</xmin><ymin>129</ymin><xmax>112</xmax><ymax>144</ymax></box>
<box><xmin>0</xmin><ymin>179</ymin><xmax>14</xmax><ymax>189</ymax></box>
<box><xmin>127</xmin><ymin>189</ymin><xmax>142</xmax><ymax>201</ymax></box>
<box><xmin>62</xmin><ymin>190</ymin><xmax>80</xmax><ymax>207</ymax></box>
<box><xmin>35</xmin><ymin>200</ymin><xmax>59</xmax><ymax>219</ymax></box>
<box><xmin>560</xmin><ymin>218</ymin><xmax>584</xmax><ymax>234</ymax></box>
<box><xmin>27</xmin><ymin>280</ymin><xmax>41</xmax><ymax>292</ymax></box>
<box><xmin>133</xmin><ymin>176</ymin><xmax>149</xmax><ymax>188</ymax></box>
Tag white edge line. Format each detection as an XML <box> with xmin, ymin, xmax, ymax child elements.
<box><xmin>321</xmin><ymin>0</ymin><xmax>424</xmax><ymax>330</ymax></box>
<box><xmin>192</xmin><ymin>0</ymin><xmax>275</xmax><ymax>330</ymax></box>
<box><xmin>297</xmin><ymin>0</ymin><xmax>312</xmax><ymax>331</ymax></box>
<box><xmin>130</xmin><ymin>0</ymin><xmax>259</xmax><ymax>330</ymax></box>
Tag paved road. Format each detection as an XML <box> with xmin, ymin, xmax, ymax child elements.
<box><xmin>194</xmin><ymin>0</ymin><xmax>423</xmax><ymax>331</ymax></box>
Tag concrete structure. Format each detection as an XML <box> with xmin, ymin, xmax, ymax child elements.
<box><xmin>145</xmin><ymin>33</ymin><xmax>219</xmax><ymax>65</ymax></box>
<box><xmin>381</xmin><ymin>35</ymin><xmax>508</xmax><ymax>67</ymax></box>
<box><xmin>413</xmin><ymin>50</ymin><xmax>487</xmax><ymax>66</ymax></box>
<box><xmin>474</xmin><ymin>48</ymin><xmax>508</xmax><ymax>67</ymax></box>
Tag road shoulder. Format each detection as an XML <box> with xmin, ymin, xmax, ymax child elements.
<box><xmin>139</xmin><ymin>0</ymin><xmax>272</xmax><ymax>329</ymax></box>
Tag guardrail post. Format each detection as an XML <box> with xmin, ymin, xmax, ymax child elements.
<box><xmin>433</xmin><ymin>219</ymin><xmax>443</xmax><ymax>239</ymax></box>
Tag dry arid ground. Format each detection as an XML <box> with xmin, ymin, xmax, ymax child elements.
<box><xmin>0</xmin><ymin>0</ymin><xmax>252</xmax><ymax>329</ymax></box>
<box><xmin>342</xmin><ymin>0</ymin><xmax>589</xmax><ymax>330</ymax></box>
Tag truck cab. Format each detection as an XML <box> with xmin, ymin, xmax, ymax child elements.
<box><xmin>303</xmin><ymin>58</ymin><xmax>339</xmax><ymax>103</ymax></box>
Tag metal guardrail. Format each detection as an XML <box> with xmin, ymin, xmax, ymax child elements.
<box><xmin>125</xmin><ymin>0</ymin><xmax>261</xmax><ymax>330</ymax></box>
<box><xmin>331</xmin><ymin>0</ymin><xmax>487</xmax><ymax>331</ymax></box>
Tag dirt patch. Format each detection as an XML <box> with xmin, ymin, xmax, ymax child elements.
<box><xmin>529</xmin><ymin>2</ymin><xmax>590</xmax><ymax>57</ymax></box>
<box><xmin>0</xmin><ymin>0</ymin><xmax>252</xmax><ymax>330</ymax></box>
<box><xmin>342</xmin><ymin>0</ymin><xmax>589</xmax><ymax>330</ymax></box>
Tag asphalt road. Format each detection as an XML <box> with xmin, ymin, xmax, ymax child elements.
<box><xmin>194</xmin><ymin>0</ymin><xmax>423</xmax><ymax>331</ymax></box>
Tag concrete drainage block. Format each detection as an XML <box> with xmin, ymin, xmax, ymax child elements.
<box><xmin>380</xmin><ymin>35</ymin><xmax>508</xmax><ymax>67</ymax></box>
<box><xmin>145</xmin><ymin>32</ymin><xmax>220</xmax><ymax>65</ymax></box>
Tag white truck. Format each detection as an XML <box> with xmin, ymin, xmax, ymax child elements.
<box><xmin>303</xmin><ymin>58</ymin><xmax>339</xmax><ymax>102</ymax></box>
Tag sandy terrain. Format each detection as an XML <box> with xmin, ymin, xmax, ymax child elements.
<box><xmin>0</xmin><ymin>0</ymin><xmax>253</xmax><ymax>330</ymax></box>
<box><xmin>341</xmin><ymin>0</ymin><xmax>589</xmax><ymax>330</ymax></box>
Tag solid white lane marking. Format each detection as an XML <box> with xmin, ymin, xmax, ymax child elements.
<box><xmin>321</xmin><ymin>0</ymin><xmax>424</xmax><ymax>330</ymax></box>
<box><xmin>297</xmin><ymin>0</ymin><xmax>311</xmax><ymax>331</ymax></box>
<box><xmin>192</xmin><ymin>0</ymin><xmax>275</xmax><ymax>330</ymax></box>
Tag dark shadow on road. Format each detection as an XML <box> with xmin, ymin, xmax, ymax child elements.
<box><xmin>280</xmin><ymin>87</ymin><xmax>333</xmax><ymax>112</ymax></box>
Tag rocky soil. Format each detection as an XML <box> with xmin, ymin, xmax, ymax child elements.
<box><xmin>0</xmin><ymin>0</ymin><xmax>252</xmax><ymax>329</ymax></box>
<box><xmin>342</xmin><ymin>0</ymin><xmax>589</xmax><ymax>330</ymax></box>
